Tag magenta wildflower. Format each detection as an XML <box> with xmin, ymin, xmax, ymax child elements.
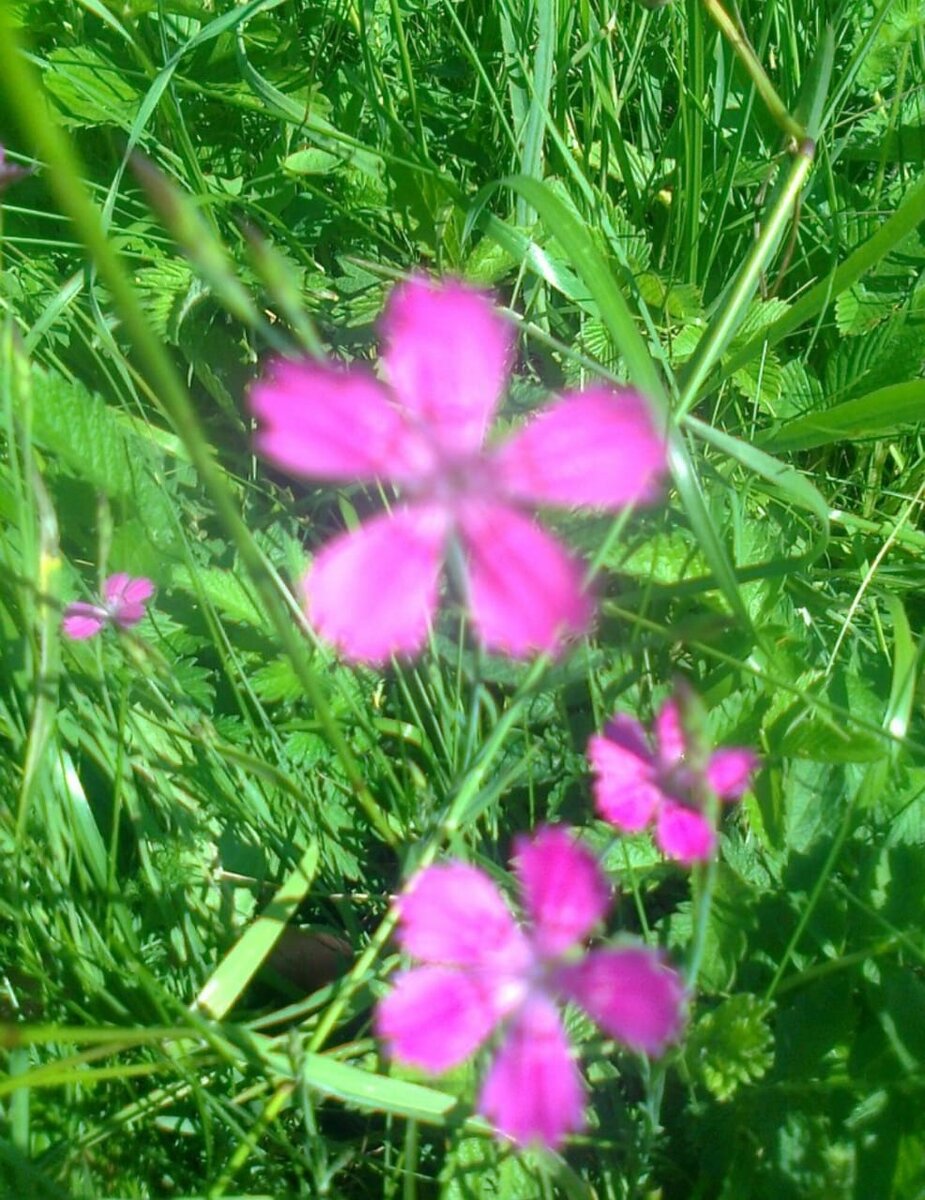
<box><xmin>249</xmin><ymin>276</ymin><xmax>666</xmax><ymax>664</ymax></box>
<box><xmin>375</xmin><ymin>826</ymin><xmax>685</xmax><ymax>1149</ymax></box>
<box><xmin>588</xmin><ymin>696</ymin><xmax>757</xmax><ymax>865</ymax></box>
<box><xmin>62</xmin><ymin>573</ymin><xmax>155</xmax><ymax>641</ymax></box>
<box><xmin>0</xmin><ymin>146</ymin><xmax>32</xmax><ymax>193</ymax></box>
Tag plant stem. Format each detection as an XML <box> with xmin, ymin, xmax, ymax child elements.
<box><xmin>676</xmin><ymin>138</ymin><xmax>815</xmax><ymax>418</ymax></box>
<box><xmin>700</xmin><ymin>0</ymin><xmax>806</xmax><ymax>143</ymax></box>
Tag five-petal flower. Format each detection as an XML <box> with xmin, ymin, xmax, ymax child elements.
<box><xmin>62</xmin><ymin>573</ymin><xmax>155</xmax><ymax>641</ymax></box>
<box><xmin>249</xmin><ymin>276</ymin><xmax>666</xmax><ymax>664</ymax></box>
<box><xmin>588</xmin><ymin>695</ymin><xmax>757</xmax><ymax>864</ymax></box>
<box><xmin>375</xmin><ymin>826</ymin><xmax>685</xmax><ymax>1149</ymax></box>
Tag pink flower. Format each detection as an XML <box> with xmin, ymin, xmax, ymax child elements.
<box><xmin>375</xmin><ymin>826</ymin><xmax>685</xmax><ymax>1149</ymax></box>
<box><xmin>0</xmin><ymin>146</ymin><xmax>31</xmax><ymax>193</ymax></box>
<box><xmin>249</xmin><ymin>277</ymin><xmax>666</xmax><ymax>664</ymax></box>
<box><xmin>588</xmin><ymin>696</ymin><xmax>757</xmax><ymax>865</ymax></box>
<box><xmin>62</xmin><ymin>573</ymin><xmax>155</xmax><ymax>640</ymax></box>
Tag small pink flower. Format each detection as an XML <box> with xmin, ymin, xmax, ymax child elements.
<box><xmin>0</xmin><ymin>146</ymin><xmax>32</xmax><ymax>193</ymax></box>
<box><xmin>62</xmin><ymin>573</ymin><xmax>155</xmax><ymax>640</ymax></box>
<box><xmin>588</xmin><ymin>695</ymin><xmax>757</xmax><ymax>865</ymax></box>
<box><xmin>375</xmin><ymin>826</ymin><xmax>685</xmax><ymax>1149</ymax></box>
<box><xmin>249</xmin><ymin>277</ymin><xmax>666</xmax><ymax>664</ymax></box>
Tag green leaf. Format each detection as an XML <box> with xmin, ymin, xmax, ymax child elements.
<box><xmin>766</xmin><ymin>380</ymin><xmax>925</xmax><ymax>451</ymax></box>
<box><xmin>42</xmin><ymin>45</ymin><xmax>141</xmax><ymax>128</ymax></box>
<box><xmin>835</xmin><ymin>283</ymin><xmax>901</xmax><ymax>335</ymax></box>
<box><xmin>196</xmin><ymin>841</ymin><xmax>319</xmax><ymax>1019</ymax></box>
<box><xmin>614</xmin><ymin>528</ymin><xmax>710</xmax><ymax>583</ymax></box>
<box><xmin>442</xmin><ymin>1137</ymin><xmax>538</xmax><ymax>1200</ymax></box>
<box><xmin>297</xmin><ymin>1052</ymin><xmax>481</xmax><ymax>1128</ymax></box>
<box><xmin>171</xmin><ymin>564</ymin><xmax>273</xmax><ymax>633</ymax></box>
<box><xmin>29</xmin><ymin>366</ymin><xmax>182</xmax><ymax>550</ymax></box>
<box><xmin>685</xmin><ymin>994</ymin><xmax>775</xmax><ymax>1101</ymax></box>
<box><xmin>282</xmin><ymin>147</ymin><xmax>344</xmax><ymax>176</ymax></box>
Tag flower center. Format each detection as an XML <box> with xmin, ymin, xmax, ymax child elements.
<box><xmin>406</xmin><ymin>450</ymin><xmax>499</xmax><ymax>513</ymax></box>
<box><xmin>657</xmin><ymin>755</ymin><xmax>705</xmax><ymax>809</ymax></box>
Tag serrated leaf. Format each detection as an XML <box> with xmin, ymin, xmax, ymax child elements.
<box><xmin>442</xmin><ymin>1136</ymin><xmax>538</xmax><ymax>1199</ymax></box>
<box><xmin>463</xmin><ymin>235</ymin><xmax>518</xmax><ymax>286</ymax></box>
<box><xmin>636</xmin><ymin>272</ymin><xmax>702</xmax><ymax>320</ymax></box>
<box><xmin>172</xmin><ymin>565</ymin><xmax>272</xmax><ymax>633</ymax></box>
<box><xmin>686</xmin><ymin>994</ymin><xmax>775</xmax><ymax>1101</ymax></box>
<box><xmin>835</xmin><ymin>283</ymin><xmax>904</xmax><ymax>335</ymax></box>
<box><xmin>614</xmin><ymin>529</ymin><xmax>710</xmax><ymax>582</ymax></box>
<box><xmin>31</xmin><ymin>367</ymin><xmax>139</xmax><ymax>497</ymax></box>
<box><xmin>669</xmin><ymin>321</ymin><xmax>705</xmax><ymax>363</ymax></box>
<box><xmin>252</xmin><ymin>658</ymin><xmax>303</xmax><ymax>704</ymax></box>
<box><xmin>732</xmin><ymin>350</ymin><xmax>784</xmax><ymax>411</ymax></box>
<box><xmin>857</xmin><ymin>0</ymin><xmax>925</xmax><ymax>89</ymax></box>
<box><xmin>134</xmin><ymin>258</ymin><xmax>195</xmax><ymax>339</ymax></box>
<box><xmin>29</xmin><ymin>366</ymin><xmax>181</xmax><ymax>547</ymax></box>
<box><xmin>776</xmin><ymin>360</ymin><xmax>825</xmax><ymax>419</ymax></box>
<box><xmin>729</xmin><ymin>298</ymin><xmax>791</xmax><ymax>345</ymax></box>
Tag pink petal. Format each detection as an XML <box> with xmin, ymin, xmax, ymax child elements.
<box><xmin>654</xmin><ymin>698</ymin><xmax>687</xmax><ymax>767</ymax></box>
<box><xmin>600</xmin><ymin>713</ymin><xmax>653</xmax><ymax>761</ymax></box>
<box><xmin>396</xmin><ymin>863</ymin><xmax>529</xmax><ymax>974</ymax></box>
<box><xmin>61</xmin><ymin>604</ymin><xmax>106</xmax><ymax>641</ymax></box>
<box><xmin>376</xmin><ymin>967</ymin><xmax>499</xmax><ymax>1073</ymax></box>
<box><xmin>588</xmin><ymin>726</ymin><xmax>661</xmax><ymax>832</ymax></box>
<box><xmin>249</xmin><ymin>358</ymin><xmax>432</xmax><ymax>483</ymax></box>
<box><xmin>558</xmin><ymin>947</ymin><xmax>685</xmax><ymax>1056</ymax></box>
<box><xmin>706</xmin><ymin>748</ymin><xmax>757</xmax><ymax>800</ymax></box>
<box><xmin>655</xmin><ymin>801</ymin><xmax>716</xmax><ymax>864</ymax></box>
<box><xmin>103</xmin><ymin>573</ymin><xmax>130</xmax><ymax>604</ymax></box>
<box><xmin>104</xmin><ymin>574</ymin><xmax>155</xmax><ymax>607</ymax></box>
<box><xmin>459</xmin><ymin>501</ymin><xmax>593</xmax><ymax>657</ymax></box>
<box><xmin>380</xmin><ymin>277</ymin><xmax>512</xmax><ymax>455</ymax></box>
<box><xmin>105</xmin><ymin>574</ymin><xmax>155</xmax><ymax>627</ymax></box>
<box><xmin>514</xmin><ymin>827</ymin><xmax>610</xmax><ymax>958</ymax></box>
<box><xmin>113</xmin><ymin>604</ymin><xmax>146</xmax><ymax>629</ymax></box>
<box><xmin>306</xmin><ymin>505</ymin><xmax>448</xmax><ymax>664</ymax></box>
<box><xmin>479</xmin><ymin>996</ymin><xmax>585</xmax><ymax>1149</ymax></box>
<box><xmin>493</xmin><ymin>387</ymin><xmax>666</xmax><ymax>510</ymax></box>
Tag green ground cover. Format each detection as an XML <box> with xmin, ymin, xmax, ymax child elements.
<box><xmin>1</xmin><ymin>0</ymin><xmax>925</xmax><ymax>1195</ymax></box>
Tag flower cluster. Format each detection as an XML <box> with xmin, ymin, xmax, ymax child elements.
<box><xmin>376</xmin><ymin>826</ymin><xmax>685</xmax><ymax>1149</ymax></box>
<box><xmin>56</xmin><ymin>274</ymin><xmax>761</xmax><ymax>1158</ymax></box>
<box><xmin>245</xmin><ymin>274</ymin><xmax>760</xmax><ymax>1151</ymax></box>
<box><xmin>249</xmin><ymin>276</ymin><xmax>667</xmax><ymax>663</ymax></box>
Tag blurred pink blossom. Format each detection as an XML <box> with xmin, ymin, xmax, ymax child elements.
<box><xmin>62</xmin><ymin>573</ymin><xmax>155</xmax><ymax>641</ymax></box>
<box><xmin>588</xmin><ymin>695</ymin><xmax>757</xmax><ymax>864</ymax></box>
<box><xmin>375</xmin><ymin>826</ymin><xmax>685</xmax><ymax>1149</ymax></box>
<box><xmin>0</xmin><ymin>146</ymin><xmax>32</xmax><ymax>193</ymax></box>
<box><xmin>249</xmin><ymin>277</ymin><xmax>666</xmax><ymax>663</ymax></box>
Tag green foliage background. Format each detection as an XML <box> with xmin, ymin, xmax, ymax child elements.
<box><xmin>1</xmin><ymin>0</ymin><xmax>924</xmax><ymax>1196</ymax></box>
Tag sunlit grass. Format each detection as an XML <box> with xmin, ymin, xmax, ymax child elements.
<box><xmin>1</xmin><ymin>1</ymin><xmax>925</xmax><ymax>1196</ymax></box>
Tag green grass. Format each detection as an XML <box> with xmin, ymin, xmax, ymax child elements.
<box><xmin>1</xmin><ymin>0</ymin><xmax>925</xmax><ymax>1195</ymax></box>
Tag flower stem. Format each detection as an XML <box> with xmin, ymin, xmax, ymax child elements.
<box><xmin>699</xmin><ymin>0</ymin><xmax>806</xmax><ymax>144</ymax></box>
<box><xmin>684</xmin><ymin>789</ymin><xmax>723</xmax><ymax>991</ymax></box>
